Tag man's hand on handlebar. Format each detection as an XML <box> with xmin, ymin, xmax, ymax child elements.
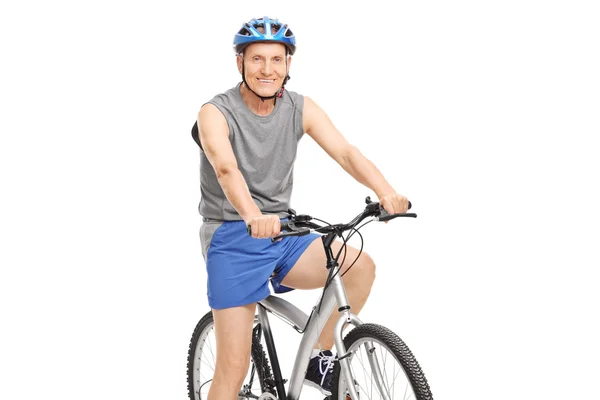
<box><xmin>246</xmin><ymin>198</ymin><xmax>416</xmax><ymax>241</ymax></box>
<box><xmin>245</xmin><ymin>214</ymin><xmax>281</xmax><ymax>239</ymax></box>
<box><xmin>378</xmin><ymin>192</ymin><xmax>410</xmax><ymax>215</ymax></box>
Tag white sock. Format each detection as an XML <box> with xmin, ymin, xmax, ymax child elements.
<box><xmin>311</xmin><ymin>349</ymin><xmax>321</xmax><ymax>358</ymax></box>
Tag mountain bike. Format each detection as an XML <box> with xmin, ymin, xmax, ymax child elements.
<box><xmin>187</xmin><ymin>197</ymin><xmax>433</xmax><ymax>399</ymax></box>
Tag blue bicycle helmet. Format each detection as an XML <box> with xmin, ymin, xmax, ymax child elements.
<box><xmin>234</xmin><ymin>17</ymin><xmax>296</xmax><ymax>55</ymax></box>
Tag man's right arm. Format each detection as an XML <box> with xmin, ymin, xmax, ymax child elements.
<box><xmin>197</xmin><ymin>104</ymin><xmax>280</xmax><ymax>238</ymax></box>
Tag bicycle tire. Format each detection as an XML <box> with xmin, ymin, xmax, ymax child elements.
<box><xmin>331</xmin><ymin>323</ymin><xmax>433</xmax><ymax>400</ymax></box>
<box><xmin>186</xmin><ymin>311</ymin><xmax>274</xmax><ymax>400</ymax></box>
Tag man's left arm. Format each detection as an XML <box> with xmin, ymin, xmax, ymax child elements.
<box><xmin>303</xmin><ymin>96</ymin><xmax>409</xmax><ymax>214</ymax></box>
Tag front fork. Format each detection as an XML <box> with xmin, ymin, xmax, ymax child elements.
<box><xmin>334</xmin><ymin>313</ymin><xmax>392</xmax><ymax>400</ymax></box>
<box><xmin>331</xmin><ymin>272</ymin><xmax>390</xmax><ymax>400</ymax></box>
<box><xmin>333</xmin><ymin>311</ymin><xmax>362</xmax><ymax>400</ymax></box>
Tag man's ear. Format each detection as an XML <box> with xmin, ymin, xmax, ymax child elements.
<box><xmin>236</xmin><ymin>54</ymin><xmax>243</xmax><ymax>74</ymax></box>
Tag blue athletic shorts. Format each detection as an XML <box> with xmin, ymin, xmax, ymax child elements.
<box><xmin>200</xmin><ymin>219</ymin><xmax>321</xmax><ymax>310</ymax></box>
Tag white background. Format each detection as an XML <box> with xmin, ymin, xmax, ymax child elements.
<box><xmin>1</xmin><ymin>0</ymin><xmax>599</xmax><ymax>399</ymax></box>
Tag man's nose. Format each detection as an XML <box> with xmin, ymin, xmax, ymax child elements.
<box><xmin>262</xmin><ymin>60</ymin><xmax>273</xmax><ymax>75</ymax></box>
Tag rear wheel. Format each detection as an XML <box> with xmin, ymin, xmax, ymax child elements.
<box><xmin>332</xmin><ymin>323</ymin><xmax>433</xmax><ymax>400</ymax></box>
<box><xmin>186</xmin><ymin>311</ymin><xmax>275</xmax><ymax>399</ymax></box>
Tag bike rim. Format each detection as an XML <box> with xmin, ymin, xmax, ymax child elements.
<box><xmin>338</xmin><ymin>337</ymin><xmax>417</xmax><ymax>400</ymax></box>
<box><xmin>192</xmin><ymin>320</ymin><xmax>216</xmax><ymax>400</ymax></box>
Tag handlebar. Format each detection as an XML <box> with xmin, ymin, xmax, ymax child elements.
<box><xmin>246</xmin><ymin>197</ymin><xmax>417</xmax><ymax>241</ymax></box>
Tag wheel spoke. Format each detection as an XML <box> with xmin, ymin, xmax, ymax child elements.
<box><xmin>354</xmin><ymin>346</ymin><xmax>376</xmax><ymax>398</ymax></box>
<box><xmin>402</xmin><ymin>383</ymin><xmax>414</xmax><ymax>400</ymax></box>
<box><xmin>337</xmin><ymin>326</ymin><xmax>430</xmax><ymax>400</ymax></box>
<box><xmin>358</xmin><ymin>345</ymin><xmax>371</xmax><ymax>398</ymax></box>
<box><xmin>353</xmin><ymin>345</ymin><xmax>385</xmax><ymax>399</ymax></box>
<box><xmin>380</xmin><ymin>345</ymin><xmax>392</xmax><ymax>397</ymax></box>
<box><xmin>206</xmin><ymin>334</ymin><xmax>216</xmax><ymax>370</ymax></box>
<box><xmin>189</xmin><ymin>317</ymin><xmax>275</xmax><ymax>400</ymax></box>
<box><xmin>355</xmin><ymin>380</ymin><xmax>374</xmax><ymax>400</ymax></box>
<box><xmin>392</xmin><ymin>362</ymin><xmax>395</xmax><ymax>399</ymax></box>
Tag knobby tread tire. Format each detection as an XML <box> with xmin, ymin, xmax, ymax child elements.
<box><xmin>186</xmin><ymin>311</ymin><xmax>274</xmax><ymax>400</ymax></box>
<box><xmin>331</xmin><ymin>323</ymin><xmax>433</xmax><ymax>400</ymax></box>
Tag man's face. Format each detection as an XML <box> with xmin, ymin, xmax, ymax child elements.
<box><xmin>237</xmin><ymin>42</ymin><xmax>290</xmax><ymax>97</ymax></box>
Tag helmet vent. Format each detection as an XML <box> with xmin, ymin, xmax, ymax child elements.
<box><xmin>238</xmin><ymin>27</ymin><xmax>251</xmax><ymax>36</ymax></box>
<box><xmin>233</xmin><ymin>17</ymin><xmax>296</xmax><ymax>55</ymax></box>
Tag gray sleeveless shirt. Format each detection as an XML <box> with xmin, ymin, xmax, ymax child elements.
<box><xmin>194</xmin><ymin>84</ymin><xmax>305</xmax><ymax>221</ymax></box>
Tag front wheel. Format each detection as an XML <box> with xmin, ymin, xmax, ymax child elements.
<box><xmin>332</xmin><ymin>323</ymin><xmax>433</xmax><ymax>400</ymax></box>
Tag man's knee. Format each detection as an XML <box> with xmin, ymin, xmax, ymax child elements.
<box><xmin>346</xmin><ymin>251</ymin><xmax>376</xmax><ymax>286</ymax></box>
<box><xmin>214</xmin><ymin>328</ymin><xmax>252</xmax><ymax>380</ymax></box>
<box><xmin>215</xmin><ymin>352</ymin><xmax>251</xmax><ymax>380</ymax></box>
<box><xmin>361</xmin><ymin>252</ymin><xmax>376</xmax><ymax>283</ymax></box>
<box><xmin>212</xmin><ymin>304</ymin><xmax>255</xmax><ymax>382</ymax></box>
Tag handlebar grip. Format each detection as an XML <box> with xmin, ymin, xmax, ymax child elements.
<box><xmin>247</xmin><ymin>220</ymin><xmax>293</xmax><ymax>237</ymax></box>
<box><xmin>271</xmin><ymin>227</ymin><xmax>310</xmax><ymax>242</ymax></box>
<box><xmin>378</xmin><ymin>212</ymin><xmax>394</xmax><ymax>222</ymax></box>
<box><xmin>379</xmin><ymin>201</ymin><xmax>415</xmax><ymax>221</ymax></box>
<box><xmin>380</xmin><ymin>211</ymin><xmax>418</xmax><ymax>221</ymax></box>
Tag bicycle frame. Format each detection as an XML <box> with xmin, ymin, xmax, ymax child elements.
<box><xmin>255</xmin><ymin>233</ymin><xmax>365</xmax><ymax>400</ymax></box>
<box><xmin>191</xmin><ymin>201</ymin><xmax>417</xmax><ymax>400</ymax></box>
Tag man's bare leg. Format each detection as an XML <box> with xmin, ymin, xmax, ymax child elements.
<box><xmin>280</xmin><ymin>240</ymin><xmax>376</xmax><ymax>349</ymax></box>
<box><xmin>207</xmin><ymin>303</ymin><xmax>256</xmax><ymax>400</ymax></box>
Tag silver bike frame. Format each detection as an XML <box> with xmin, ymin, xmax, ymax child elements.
<box><xmin>257</xmin><ymin>266</ymin><xmax>363</xmax><ymax>400</ymax></box>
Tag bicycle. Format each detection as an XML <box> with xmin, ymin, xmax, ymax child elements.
<box><xmin>187</xmin><ymin>197</ymin><xmax>433</xmax><ymax>400</ymax></box>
